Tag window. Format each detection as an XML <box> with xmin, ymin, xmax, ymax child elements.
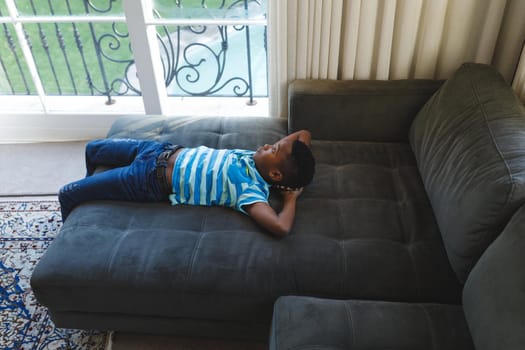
<box><xmin>0</xmin><ymin>0</ymin><xmax>268</xmax><ymax>116</ymax></box>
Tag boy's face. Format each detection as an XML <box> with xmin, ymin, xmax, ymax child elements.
<box><xmin>253</xmin><ymin>138</ymin><xmax>293</xmax><ymax>183</ymax></box>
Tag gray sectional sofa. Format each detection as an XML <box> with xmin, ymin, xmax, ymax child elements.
<box><xmin>31</xmin><ymin>63</ymin><xmax>525</xmax><ymax>348</ymax></box>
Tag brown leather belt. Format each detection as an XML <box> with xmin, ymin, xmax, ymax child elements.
<box><xmin>156</xmin><ymin>146</ymin><xmax>183</xmax><ymax>194</ymax></box>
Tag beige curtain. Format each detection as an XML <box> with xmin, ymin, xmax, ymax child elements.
<box><xmin>269</xmin><ymin>0</ymin><xmax>525</xmax><ymax>117</ymax></box>
<box><xmin>514</xmin><ymin>44</ymin><xmax>525</xmax><ymax>103</ymax></box>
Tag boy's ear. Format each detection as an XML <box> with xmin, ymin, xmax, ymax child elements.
<box><xmin>269</xmin><ymin>169</ymin><xmax>283</xmax><ymax>182</ymax></box>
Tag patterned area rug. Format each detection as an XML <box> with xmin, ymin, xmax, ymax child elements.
<box><xmin>0</xmin><ymin>199</ymin><xmax>109</xmax><ymax>350</ymax></box>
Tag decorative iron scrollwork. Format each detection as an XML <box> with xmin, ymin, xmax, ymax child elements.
<box><xmin>154</xmin><ymin>0</ymin><xmax>265</xmax><ymax>103</ymax></box>
<box><xmin>0</xmin><ymin>0</ymin><xmax>267</xmax><ymax>103</ymax></box>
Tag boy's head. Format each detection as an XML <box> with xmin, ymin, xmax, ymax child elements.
<box><xmin>254</xmin><ymin>138</ymin><xmax>315</xmax><ymax>188</ymax></box>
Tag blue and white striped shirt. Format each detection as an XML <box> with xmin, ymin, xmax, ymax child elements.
<box><xmin>169</xmin><ymin>146</ymin><xmax>270</xmax><ymax>214</ymax></box>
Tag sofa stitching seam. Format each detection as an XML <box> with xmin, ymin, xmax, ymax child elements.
<box><xmin>272</xmin><ymin>299</ymin><xmax>280</xmax><ymax>350</ymax></box>
<box><xmin>182</xmin><ymin>213</ymin><xmax>208</xmax><ymax>302</ymax></box>
<box><xmin>388</xmin><ymin>144</ymin><xmax>422</xmax><ymax>299</ymax></box>
<box><xmin>343</xmin><ymin>301</ymin><xmax>355</xmax><ymax>349</ymax></box>
<box><xmin>418</xmin><ymin>304</ymin><xmax>437</xmax><ymax>350</ymax></box>
<box><xmin>335</xmin><ymin>166</ymin><xmax>347</xmax><ymax>295</ymax></box>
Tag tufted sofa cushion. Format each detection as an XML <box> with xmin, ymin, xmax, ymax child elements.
<box><xmin>409</xmin><ymin>63</ymin><xmax>525</xmax><ymax>283</ymax></box>
<box><xmin>108</xmin><ymin>116</ymin><xmax>287</xmax><ymax>149</ymax></box>
<box><xmin>108</xmin><ymin>117</ymin><xmax>461</xmax><ymax>304</ymax></box>
<box><xmin>299</xmin><ymin>140</ymin><xmax>460</xmax><ymax>302</ymax></box>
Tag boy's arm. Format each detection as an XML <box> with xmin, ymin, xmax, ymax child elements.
<box><xmin>283</xmin><ymin>130</ymin><xmax>311</xmax><ymax>146</ymax></box>
<box><xmin>244</xmin><ymin>188</ymin><xmax>303</xmax><ymax>237</ymax></box>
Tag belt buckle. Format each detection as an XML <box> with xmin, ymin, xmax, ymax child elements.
<box><xmin>158</xmin><ymin>150</ymin><xmax>169</xmax><ymax>162</ymax></box>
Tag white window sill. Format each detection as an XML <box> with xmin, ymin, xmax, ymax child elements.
<box><xmin>0</xmin><ymin>96</ymin><xmax>269</xmax><ymax>143</ymax></box>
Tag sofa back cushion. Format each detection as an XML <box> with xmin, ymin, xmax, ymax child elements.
<box><xmin>288</xmin><ymin>79</ymin><xmax>443</xmax><ymax>142</ymax></box>
<box><xmin>409</xmin><ymin>63</ymin><xmax>525</xmax><ymax>283</ymax></box>
<box><xmin>462</xmin><ymin>204</ymin><xmax>525</xmax><ymax>350</ymax></box>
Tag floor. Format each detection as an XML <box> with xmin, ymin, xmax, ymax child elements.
<box><xmin>0</xmin><ymin>141</ymin><xmax>267</xmax><ymax>350</ymax></box>
<box><xmin>0</xmin><ymin>141</ymin><xmax>87</xmax><ymax>196</ymax></box>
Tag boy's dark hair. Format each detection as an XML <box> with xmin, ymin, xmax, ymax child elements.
<box><xmin>282</xmin><ymin>140</ymin><xmax>315</xmax><ymax>188</ymax></box>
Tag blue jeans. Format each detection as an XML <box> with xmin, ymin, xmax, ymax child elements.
<box><xmin>59</xmin><ymin>139</ymin><xmax>176</xmax><ymax>221</ymax></box>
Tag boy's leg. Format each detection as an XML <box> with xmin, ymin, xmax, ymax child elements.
<box><xmin>85</xmin><ymin>138</ymin><xmax>162</xmax><ymax>176</ymax></box>
<box><xmin>59</xmin><ymin>149</ymin><xmax>167</xmax><ymax>221</ymax></box>
<box><xmin>60</xmin><ymin>166</ymin><xmax>132</xmax><ymax>221</ymax></box>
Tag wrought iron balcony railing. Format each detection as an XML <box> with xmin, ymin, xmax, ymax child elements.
<box><xmin>0</xmin><ymin>0</ymin><xmax>267</xmax><ymax>106</ymax></box>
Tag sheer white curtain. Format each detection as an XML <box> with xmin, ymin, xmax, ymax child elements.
<box><xmin>268</xmin><ymin>0</ymin><xmax>344</xmax><ymax>118</ymax></box>
<box><xmin>514</xmin><ymin>44</ymin><xmax>525</xmax><ymax>103</ymax></box>
<box><xmin>268</xmin><ymin>0</ymin><xmax>525</xmax><ymax>117</ymax></box>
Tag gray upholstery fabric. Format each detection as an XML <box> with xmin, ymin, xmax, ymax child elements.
<box><xmin>270</xmin><ymin>296</ymin><xmax>474</xmax><ymax>350</ymax></box>
<box><xmin>289</xmin><ymin>79</ymin><xmax>443</xmax><ymax>142</ymax></box>
<box><xmin>463</xmin><ymin>205</ymin><xmax>525</xmax><ymax>350</ymax></box>
<box><xmin>269</xmin><ymin>204</ymin><xmax>525</xmax><ymax>350</ymax></box>
<box><xmin>50</xmin><ymin>309</ymin><xmax>269</xmax><ymax>340</ymax></box>
<box><xmin>303</xmin><ymin>140</ymin><xmax>460</xmax><ymax>302</ymax></box>
<box><xmin>108</xmin><ymin>116</ymin><xmax>288</xmax><ymax>149</ymax></box>
<box><xmin>409</xmin><ymin>63</ymin><xmax>525</xmax><ymax>283</ymax></box>
<box><xmin>31</xmin><ymin>116</ymin><xmax>460</xmax><ymax>338</ymax></box>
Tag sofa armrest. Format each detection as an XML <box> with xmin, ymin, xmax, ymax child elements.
<box><xmin>288</xmin><ymin>79</ymin><xmax>443</xmax><ymax>142</ymax></box>
<box><xmin>463</xmin><ymin>204</ymin><xmax>525</xmax><ymax>350</ymax></box>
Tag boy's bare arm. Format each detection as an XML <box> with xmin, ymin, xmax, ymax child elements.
<box><xmin>244</xmin><ymin>188</ymin><xmax>303</xmax><ymax>237</ymax></box>
<box><xmin>282</xmin><ymin>130</ymin><xmax>311</xmax><ymax>146</ymax></box>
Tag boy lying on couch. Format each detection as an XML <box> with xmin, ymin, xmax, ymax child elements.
<box><xmin>59</xmin><ymin>130</ymin><xmax>315</xmax><ymax>237</ymax></box>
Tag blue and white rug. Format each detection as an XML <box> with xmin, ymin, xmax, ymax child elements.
<box><xmin>0</xmin><ymin>199</ymin><xmax>109</xmax><ymax>350</ymax></box>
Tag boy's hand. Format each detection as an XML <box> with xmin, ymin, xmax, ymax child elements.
<box><xmin>274</xmin><ymin>184</ymin><xmax>302</xmax><ymax>192</ymax></box>
<box><xmin>279</xmin><ymin>187</ymin><xmax>304</xmax><ymax>200</ymax></box>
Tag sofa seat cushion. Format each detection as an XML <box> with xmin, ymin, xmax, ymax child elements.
<box><xmin>304</xmin><ymin>140</ymin><xmax>461</xmax><ymax>302</ymax></box>
<box><xmin>31</xmin><ymin>116</ymin><xmax>460</xmax><ymax>336</ymax></box>
<box><xmin>270</xmin><ymin>296</ymin><xmax>474</xmax><ymax>350</ymax></box>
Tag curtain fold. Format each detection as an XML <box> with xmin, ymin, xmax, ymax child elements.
<box><xmin>513</xmin><ymin>44</ymin><xmax>525</xmax><ymax>103</ymax></box>
<box><xmin>269</xmin><ymin>0</ymin><xmax>525</xmax><ymax>117</ymax></box>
